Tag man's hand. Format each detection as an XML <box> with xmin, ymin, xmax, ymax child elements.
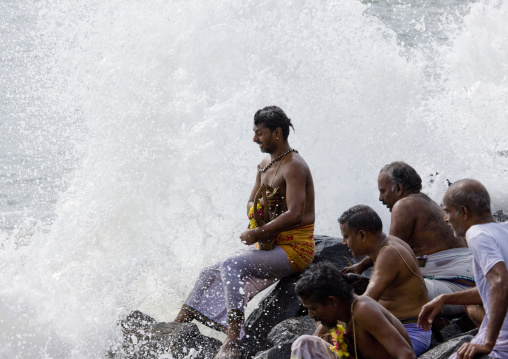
<box><xmin>267</xmin><ymin>192</ymin><xmax>282</xmax><ymax>207</ymax></box>
<box><xmin>240</xmin><ymin>228</ymin><xmax>258</xmax><ymax>245</ymax></box>
<box><xmin>418</xmin><ymin>295</ymin><xmax>446</xmax><ymax>331</ymax></box>
<box><xmin>240</xmin><ymin>227</ymin><xmax>272</xmax><ymax>245</ymax></box>
<box><xmin>342</xmin><ymin>262</ymin><xmax>365</xmax><ymax>275</ymax></box>
<box><xmin>456</xmin><ymin>342</ymin><xmax>494</xmax><ymax>359</ymax></box>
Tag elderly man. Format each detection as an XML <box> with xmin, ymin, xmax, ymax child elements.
<box><xmin>344</xmin><ymin>162</ymin><xmax>474</xmax><ymax>315</ymax></box>
<box><xmin>292</xmin><ymin>262</ymin><xmax>416</xmax><ymax>359</ymax></box>
<box><xmin>339</xmin><ymin>205</ymin><xmax>431</xmax><ymax>355</ymax></box>
<box><xmin>418</xmin><ymin>179</ymin><xmax>508</xmax><ymax>359</ymax></box>
<box><xmin>174</xmin><ymin>106</ymin><xmax>315</xmax><ymax>359</ymax></box>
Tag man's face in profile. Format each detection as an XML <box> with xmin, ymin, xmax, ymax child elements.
<box><xmin>299</xmin><ymin>296</ymin><xmax>339</xmax><ymax>329</ymax></box>
<box><xmin>442</xmin><ymin>193</ymin><xmax>467</xmax><ymax>238</ymax></box>
<box><xmin>378</xmin><ymin>172</ymin><xmax>398</xmax><ymax>212</ymax></box>
<box><xmin>340</xmin><ymin>223</ymin><xmax>364</xmax><ymax>258</ymax></box>
<box><xmin>253</xmin><ymin>123</ymin><xmax>277</xmax><ymax>154</ymax></box>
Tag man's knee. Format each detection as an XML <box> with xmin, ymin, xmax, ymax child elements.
<box><xmin>220</xmin><ymin>255</ymin><xmax>244</xmax><ymax>275</ymax></box>
<box><xmin>292</xmin><ymin>334</ymin><xmax>318</xmax><ymax>348</ymax></box>
<box><xmin>465</xmin><ymin>304</ymin><xmax>485</xmax><ymax>328</ymax></box>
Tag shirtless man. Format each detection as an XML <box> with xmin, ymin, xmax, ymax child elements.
<box><xmin>339</xmin><ymin>205</ymin><xmax>431</xmax><ymax>355</ymax></box>
<box><xmin>174</xmin><ymin>106</ymin><xmax>315</xmax><ymax>359</ymax></box>
<box><xmin>344</xmin><ymin>162</ymin><xmax>474</xmax><ymax>315</ymax></box>
<box><xmin>291</xmin><ymin>262</ymin><xmax>416</xmax><ymax>359</ymax></box>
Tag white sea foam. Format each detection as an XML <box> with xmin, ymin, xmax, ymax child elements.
<box><xmin>1</xmin><ymin>0</ymin><xmax>507</xmax><ymax>357</ymax></box>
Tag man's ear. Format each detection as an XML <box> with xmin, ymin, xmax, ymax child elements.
<box><xmin>358</xmin><ymin>230</ymin><xmax>366</xmax><ymax>241</ymax></box>
<box><xmin>274</xmin><ymin>127</ymin><xmax>282</xmax><ymax>139</ymax></box>
<box><xmin>460</xmin><ymin>205</ymin><xmax>469</xmax><ymax>219</ymax></box>
<box><xmin>395</xmin><ymin>183</ymin><xmax>404</xmax><ymax>196</ymax></box>
<box><xmin>328</xmin><ymin>296</ymin><xmax>338</xmax><ymax>307</ymax></box>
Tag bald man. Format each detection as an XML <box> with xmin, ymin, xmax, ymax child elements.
<box><xmin>419</xmin><ymin>179</ymin><xmax>508</xmax><ymax>359</ymax></box>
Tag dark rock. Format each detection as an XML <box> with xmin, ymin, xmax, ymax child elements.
<box><xmin>266</xmin><ymin>316</ymin><xmax>316</xmax><ymax>347</ymax></box>
<box><xmin>419</xmin><ymin>330</ymin><xmax>478</xmax><ymax>359</ymax></box>
<box><xmin>111</xmin><ymin>311</ymin><xmax>222</xmax><ymax>359</ymax></box>
<box><xmin>241</xmin><ymin>236</ymin><xmax>360</xmax><ymax>358</ymax></box>
<box><xmin>430</xmin><ymin>323</ymin><xmax>462</xmax><ymax>348</ymax></box>
<box><xmin>254</xmin><ymin>316</ymin><xmax>315</xmax><ymax>359</ymax></box>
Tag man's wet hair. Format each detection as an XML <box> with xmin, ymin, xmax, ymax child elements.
<box><xmin>380</xmin><ymin>161</ymin><xmax>422</xmax><ymax>193</ymax></box>
<box><xmin>338</xmin><ymin>205</ymin><xmax>383</xmax><ymax>234</ymax></box>
<box><xmin>447</xmin><ymin>179</ymin><xmax>491</xmax><ymax>217</ymax></box>
<box><xmin>295</xmin><ymin>262</ymin><xmax>354</xmax><ymax>304</ymax></box>
<box><xmin>254</xmin><ymin>106</ymin><xmax>294</xmax><ymax>140</ymax></box>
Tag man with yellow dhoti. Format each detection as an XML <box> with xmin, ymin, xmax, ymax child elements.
<box><xmin>174</xmin><ymin>106</ymin><xmax>316</xmax><ymax>359</ymax></box>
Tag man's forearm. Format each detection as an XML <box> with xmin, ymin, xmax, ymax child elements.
<box><xmin>256</xmin><ymin>209</ymin><xmax>303</xmax><ymax>242</ymax></box>
<box><xmin>440</xmin><ymin>287</ymin><xmax>482</xmax><ymax>306</ymax></box>
<box><xmin>358</xmin><ymin>256</ymin><xmax>373</xmax><ymax>271</ymax></box>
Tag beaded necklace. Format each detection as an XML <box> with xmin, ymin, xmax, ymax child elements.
<box><xmin>257</xmin><ymin>149</ymin><xmax>298</xmax><ymax>173</ymax></box>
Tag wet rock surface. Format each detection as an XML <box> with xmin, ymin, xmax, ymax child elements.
<box><xmin>418</xmin><ymin>329</ymin><xmax>481</xmax><ymax>359</ymax></box>
<box><xmin>109</xmin><ymin>310</ymin><xmax>221</xmax><ymax>359</ymax></box>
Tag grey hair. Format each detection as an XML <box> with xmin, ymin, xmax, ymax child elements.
<box><xmin>447</xmin><ymin>179</ymin><xmax>491</xmax><ymax>216</ymax></box>
<box><xmin>380</xmin><ymin>161</ymin><xmax>422</xmax><ymax>193</ymax></box>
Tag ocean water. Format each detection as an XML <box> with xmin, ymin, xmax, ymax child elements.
<box><xmin>0</xmin><ymin>0</ymin><xmax>507</xmax><ymax>357</ymax></box>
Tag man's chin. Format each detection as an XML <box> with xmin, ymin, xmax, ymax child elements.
<box><xmin>320</xmin><ymin>321</ymin><xmax>338</xmax><ymax>330</ymax></box>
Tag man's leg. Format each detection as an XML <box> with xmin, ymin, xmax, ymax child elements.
<box><xmin>215</xmin><ymin>246</ymin><xmax>294</xmax><ymax>358</ymax></box>
<box><xmin>403</xmin><ymin>322</ymin><xmax>432</xmax><ymax>356</ymax></box>
<box><xmin>174</xmin><ymin>309</ymin><xmax>193</xmax><ymax>323</ymax></box>
<box><xmin>174</xmin><ymin>262</ymin><xmax>228</xmax><ymax>333</ymax></box>
<box><xmin>214</xmin><ymin>310</ymin><xmax>244</xmax><ymax>359</ymax></box>
<box><xmin>425</xmin><ymin>278</ymin><xmax>469</xmax><ymax>315</ymax></box>
<box><xmin>465</xmin><ymin>304</ymin><xmax>485</xmax><ymax>328</ymax></box>
<box><xmin>290</xmin><ymin>335</ymin><xmax>339</xmax><ymax>359</ymax></box>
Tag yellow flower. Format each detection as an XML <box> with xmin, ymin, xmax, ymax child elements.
<box><xmin>248</xmin><ymin>203</ymin><xmax>264</xmax><ymax>229</ymax></box>
<box><xmin>329</xmin><ymin>324</ymin><xmax>349</xmax><ymax>358</ymax></box>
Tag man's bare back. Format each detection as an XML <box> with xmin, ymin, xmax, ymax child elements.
<box><xmin>348</xmin><ymin>296</ymin><xmax>415</xmax><ymax>359</ymax></box>
<box><xmin>365</xmin><ymin>235</ymin><xmax>429</xmax><ymax>319</ymax></box>
<box><xmin>390</xmin><ymin>193</ymin><xmax>466</xmax><ymax>256</ymax></box>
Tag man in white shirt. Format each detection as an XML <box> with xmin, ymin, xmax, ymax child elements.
<box><xmin>418</xmin><ymin>179</ymin><xmax>508</xmax><ymax>359</ymax></box>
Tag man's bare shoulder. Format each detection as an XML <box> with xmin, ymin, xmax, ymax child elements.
<box><xmin>354</xmin><ymin>296</ymin><xmax>385</xmax><ymax>321</ymax></box>
<box><xmin>392</xmin><ymin>194</ymin><xmax>438</xmax><ymax>216</ymax></box>
<box><xmin>283</xmin><ymin>153</ymin><xmax>311</xmax><ymax>175</ymax></box>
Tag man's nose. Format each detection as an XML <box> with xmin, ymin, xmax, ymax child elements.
<box><xmin>342</xmin><ymin>237</ymin><xmax>347</xmax><ymax>246</ymax></box>
<box><xmin>378</xmin><ymin>193</ymin><xmax>383</xmax><ymax>202</ymax></box>
<box><xmin>444</xmin><ymin>214</ymin><xmax>449</xmax><ymax>222</ymax></box>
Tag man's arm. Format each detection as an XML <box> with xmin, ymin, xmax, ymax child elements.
<box><xmin>246</xmin><ymin>171</ymin><xmax>262</xmax><ymax>215</ymax></box>
<box><xmin>363</xmin><ymin>249</ymin><xmax>399</xmax><ymax>301</ymax></box>
<box><xmin>342</xmin><ymin>256</ymin><xmax>373</xmax><ymax>274</ymax></box>
<box><xmin>418</xmin><ymin>287</ymin><xmax>482</xmax><ymax>331</ymax></box>
<box><xmin>240</xmin><ymin>161</ymin><xmax>307</xmax><ymax>245</ymax></box>
<box><xmin>455</xmin><ymin>262</ymin><xmax>508</xmax><ymax>359</ymax></box>
<box><xmin>356</xmin><ymin>301</ymin><xmax>416</xmax><ymax>359</ymax></box>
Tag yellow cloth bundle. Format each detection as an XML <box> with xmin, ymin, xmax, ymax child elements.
<box><xmin>268</xmin><ymin>224</ymin><xmax>315</xmax><ymax>272</ymax></box>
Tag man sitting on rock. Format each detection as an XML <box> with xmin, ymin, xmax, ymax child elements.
<box><xmin>419</xmin><ymin>179</ymin><xmax>508</xmax><ymax>359</ymax></box>
<box><xmin>344</xmin><ymin>161</ymin><xmax>475</xmax><ymax>317</ymax></box>
<box><xmin>292</xmin><ymin>262</ymin><xmax>416</xmax><ymax>359</ymax></box>
<box><xmin>173</xmin><ymin>106</ymin><xmax>315</xmax><ymax>359</ymax></box>
<box><xmin>339</xmin><ymin>205</ymin><xmax>431</xmax><ymax>355</ymax></box>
